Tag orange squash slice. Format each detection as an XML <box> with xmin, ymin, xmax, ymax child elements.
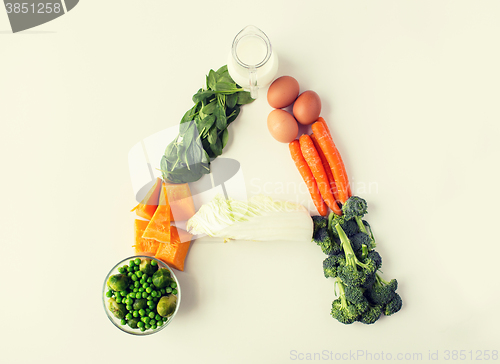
<box><xmin>131</xmin><ymin>177</ymin><xmax>162</xmax><ymax>220</ymax></box>
<box><xmin>133</xmin><ymin>219</ymin><xmax>160</xmax><ymax>255</ymax></box>
<box><xmin>155</xmin><ymin>226</ymin><xmax>193</xmax><ymax>271</ymax></box>
<box><xmin>142</xmin><ymin>183</ymin><xmax>171</xmax><ymax>243</ymax></box>
<box><xmin>164</xmin><ymin>182</ymin><xmax>196</xmax><ymax>221</ymax></box>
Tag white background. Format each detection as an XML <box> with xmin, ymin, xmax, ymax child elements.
<box><xmin>1</xmin><ymin>1</ymin><xmax>499</xmax><ymax>363</ymax></box>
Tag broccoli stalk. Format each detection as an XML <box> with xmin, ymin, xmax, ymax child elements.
<box><xmin>331</xmin><ymin>277</ymin><xmax>359</xmax><ymax>324</ymax></box>
<box><xmin>335</xmin><ymin>223</ymin><xmax>377</xmax><ymax>287</ymax></box>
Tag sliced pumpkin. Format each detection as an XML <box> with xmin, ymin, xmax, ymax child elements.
<box><xmin>133</xmin><ymin>219</ymin><xmax>160</xmax><ymax>255</ymax></box>
<box><xmin>164</xmin><ymin>182</ymin><xmax>196</xmax><ymax>221</ymax></box>
<box><xmin>155</xmin><ymin>226</ymin><xmax>193</xmax><ymax>271</ymax></box>
<box><xmin>142</xmin><ymin>183</ymin><xmax>171</xmax><ymax>243</ymax></box>
<box><xmin>131</xmin><ymin>177</ymin><xmax>162</xmax><ymax>220</ymax></box>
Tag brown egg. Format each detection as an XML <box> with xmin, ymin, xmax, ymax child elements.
<box><xmin>292</xmin><ymin>90</ymin><xmax>321</xmax><ymax>125</ymax></box>
<box><xmin>267</xmin><ymin>109</ymin><xmax>299</xmax><ymax>143</ymax></box>
<box><xmin>267</xmin><ymin>76</ymin><xmax>300</xmax><ymax>109</ymax></box>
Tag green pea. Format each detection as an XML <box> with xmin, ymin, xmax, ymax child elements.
<box><xmin>131</xmin><ymin>274</ymin><xmax>138</xmax><ymax>282</ymax></box>
<box><xmin>142</xmin><ymin>283</ymin><xmax>149</xmax><ymax>289</ymax></box>
<box><xmin>122</xmin><ymin>265</ymin><xmax>129</xmax><ymax>271</ymax></box>
<box><xmin>158</xmin><ymin>320</ymin><xmax>164</xmax><ymax>326</ymax></box>
<box><xmin>133</xmin><ymin>288</ymin><xmax>138</xmax><ymax>293</ymax></box>
<box><xmin>151</xmin><ymin>324</ymin><xmax>157</xmax><ymax>330</ymax></box>
<box><xmin>138</xmin><ymin>288</ymin><xmax>144</xmax><ymax>292</ymax></box>
<box><xmin>121</xmin><ymin>319</ymin><xmax>126</xmax><ymax>325</ymax></box>
<box><xmin>106</xmin><ymin>291</ymin><xmax>113</xmax><ymax>298</ymax></box>
<box><xmin>160</xmin><ymin>288</ymin><xmax>166</xmax><ymax>294</ymax></box>
<box><xmin>172</xmin><ymin>289</ymin><xmax>178</xmax><ymax>295</ymax></box>
<box><xmin>147</xmin><ymin>277</ymin><xmax>152</xmax><ymax>283</ymax></box>
<box><xmin>151</xmin><ymin>260</ymin><xmax>157</xmax><ymax>266</ymax></box>
<box><xmin>126</xmin><ymin>304</ymin><xmax>133</xmax><ymax>311</ymax></box>
<box><xmin>166</xmin><ymin>287</ymin><xmax>172</xmax><ymax>293</ymax></box>
<box><xmin>147</xmin><ymin>301</ymin><xmax>155</xmax><ymax>309</ymax></box>
<box><xmin>133</xmin><ymin>310</ymin><xmax>139</xmax><ymax>318</ymax></box>
<box><xmin>140</xmin><ymin>326</ymin><xmax>146</xmax><ymax>332</ymax></box>
<box><xmin>137</xmin><ymin>321</ymin><xmax>144</xmax><ymax>328</ymax></box>
<box><xmin>129</xmin><ymin>260</ymin><xmax>135</xmax><ymax>267</ymax></box>
<box><xmin>145</xmin><ymin>323</ymin><xmax>151</xmax><ymax>329</ymax></box>
<box><xmin>139</xmin><ymin>309</ymin><xmax>146</xmax><ymax>317</ymax></box>
<box><xmin>134</xmin><ymin>258</ymin><xmax>141</xmax><ymax>265</ymax></box>
<box><xmin>142</xmin><ymin>292</ymin><xmax>148</xmax><ymax>299</ymax></box>
<box><xmin>148</xmin><ymin>311</ymin><xmax>155</xmax><ymax>319</ymax></box>
<box><xmin>116</xmin><ymin>297</ymin><xmax>122</xmax><ymax>304</ymax></box>
<box><xmin>125</xmin><ymin>313</ymin><xmax>132</xmax><ymax>320</ymax></box>
<box><xmin>134</xmin><ymin>281</ymin><xmax>140</xmax><ymax>288</ymax></box>
<box><xmin>146</xmin><ymin>287</ymin><xmax>152</xmax><ymax>294</ymax></box>
<box><xmin>155</xmin><ymin>314</ymin><xmax>161</xmax><ymax>321</ymax></box>
<box><xmin>143</xmin><ymin>317</ymin><xmax>150</xmax><ymax>324</ymax></box>
<box><xmin>118</xmin><ymin>267</ymin><xmax>125</xmax><ymax>274</ymax></box>
<box><xmin>162</xmin><ymin>317</ymin><xmax>168</xmax><ymax>322</ymax></box>
<box><xmin>140</xmin><ymin>278</ymin><xmax>145</xmax><ymax>285</ymax></box>
<box><xmin>127</xmin><ymin>272</ymin><xmax>133</xmax><ymax>277</ymax></box>
<box><xmin>170</xmin><ymin>282</ymin><xmax>177</xmax><ymax>289</ymax></box>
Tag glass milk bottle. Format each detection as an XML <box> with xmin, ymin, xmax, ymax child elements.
<box><xmin>227</xmin><ymin>25</ymin><xmax>279</xmax><ymax>99</ymax></box>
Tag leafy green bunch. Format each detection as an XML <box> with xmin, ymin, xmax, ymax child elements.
<box><xmin>312</xmin><ymin>196</ymin><xmax>402</xmax><ymax>324</ymax></box>
<box><xmin>161</xmin><ymin>65</ymin><xmax>254</xmax><ymax>184</ymax></box>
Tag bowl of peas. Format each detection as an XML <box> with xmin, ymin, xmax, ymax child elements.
<box><xmin>102</xmin><ymin>255</ymin><xmax>181</xmax><ymax>335</ymax></box>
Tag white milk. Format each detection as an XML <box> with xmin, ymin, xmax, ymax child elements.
<box><xmin>227</xmin><ymin>26</ymin><xmax>278</xmax><ymax>97</ymax></box>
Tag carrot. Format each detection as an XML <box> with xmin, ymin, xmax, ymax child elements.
<box><xmin>310</xmin><ymin>133</ymin><xmax>340</xmax><ymax>204</ymax></box>
<box><xmin>311</xmin><ymin>119</ymin><xmax>351</xmax><ymax>203</ymax></box>
<box><xmin>299</xmin><ymin>135</ymin><xmax>342</xmax><ymax>215</ymax></box>
<box><xmin>289</xmin><ymin>139</ymin><xmax>328</xmax><ymax>216</ymax></box>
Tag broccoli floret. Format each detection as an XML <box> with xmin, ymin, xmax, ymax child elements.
<box><xmin>350</xmin><ymin>232</ymin><xmax>372</xmax><ymax>255</ymax></box>
<box><xmin>312</xmin><ymin>215</ymin><xmax>327</xmax><ymax>235</ymax></box>
<box><xmin>365</xmin><ymin>273</ymin><xmax>397</xmax><ymax>306</ymax></box>
<box><xmin>331</xmin><ymin>278</ymin><xmax>359</xmax><ymax>324</ymax></box>
<box><xmin>384</xmin><ymin>293</ymin><xmax>402</xmax><ymax>316</ymax></box>
<box><xmin>359</xmin><ymin>304</ymin><xmax>383</xmax><ymax>324</ymax></box>
<box><xmin>323</xmin><ymin>254</ymin><xmax>345</xmax><ymax>278</ymax></box>
<box><xmin>313</xmin><ymin>227</ymin><xmax>342</xmax><ymax>255</ymax></box>
<box><xmin>342</xmin><ymin>196</ymin><xmax>368</xmax><ymax>221</ymax></box>
<box><xmin>344</xmin><ymin>285</ymin><xmax>365</xmax><ymax>304</ymax></box>
<box><xmin>335</xmin><ymin>224</ymin><xmax>378</xmax><ymax>287</ymax></box>
<box><xmin>329</xmin><ymin>212</ymin><xmax>360</xmax><ymax>238</ymax></box>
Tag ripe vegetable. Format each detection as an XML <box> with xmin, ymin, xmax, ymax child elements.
<box><xmin>152</xmin><ymin>268</ymin><xmax>173</xmax><ymax>288</ymax></box>
<box><xmin>299</xmin><ymin>134</ymin><xmax>341</xmax><ymax>215</ymax></box>
<box><xmin>107</xmin><ymin>274</ymin><xmax>131</xmax><ymax>292</ymax></box>
<box><xmin>311</xmin><ymin>119</ymin><xmax>351</xmax><ymax>203</ymax></box>
<box><xmin>155</xmin><ymin>227</ymin><xmax>193</xmax><ymax>271</ymax></box>
<box><xmin>311</xmin><ymin>196</ymin><xmax>403</xmax><ymax>324</ymax></box>
<box><xmin>131</xmin><ymin>178</ymin><xmax>162</xmax><ymax>220</ymax></box>
<box><xmin>164</xmin><ymin>182</ymin><xmax>196</xmax><ymax>221</ymax></box>
<box><xmin>133</xmin><ymin>220</ymin><xmax>160</xmax><ymax>255</ymax></box>
<box><xmin>292</xmin><ymin>90</ymin><xmax>321</xmax><ymax>125</ymax></box>
<box><xmin>289</xmin><ymin>139</ymin><xmax>328</xmax><ymax>216</ymax></box>
<box><xmin>310</xmin><ymin>133</ymin><xmax>340</xmax><ymax>204</ymax></box>
<box><xmin>186</xmin><ymin>194</ymin><xmax>313</xmax><ymax>243</ymax></box>
<box><xmin>142</xmin><ymin>183</ymin><xmax>171</xmax><ymax>243</ymax></box>
<box><xmin>157</xmin><ymin>295</ymin><xmax>177</xmax><ymax>317</ymax></box>
<box><xmin>105</xmin><ymin>258</ymin><xmax>179</xmax><ymax>332</ymax></box>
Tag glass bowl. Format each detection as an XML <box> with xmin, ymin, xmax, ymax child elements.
<box><xmin>102</xmin><ymin>255</ymin><xmax>181</xmax><ymax>335</ymax></box>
